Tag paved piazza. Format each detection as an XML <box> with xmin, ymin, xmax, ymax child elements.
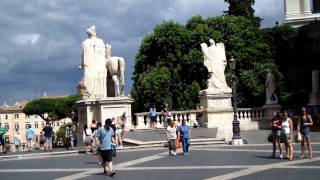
<box><xmin>0</xmin><ymin>144</ymin><xmax>320</xmax><ymax>180</ymax></box>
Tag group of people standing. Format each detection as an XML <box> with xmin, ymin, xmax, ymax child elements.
<box><xmin>271</xmin><ymin>107</ymin><xmax>313</xmax><ymax>160</ymax></box>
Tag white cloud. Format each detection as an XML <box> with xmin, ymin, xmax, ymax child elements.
<box><xmin>13</xmin><ymin>33</ymin><xmax>40</xmax><ymax>45</ymax></box>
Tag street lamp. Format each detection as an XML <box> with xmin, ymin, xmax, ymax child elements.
<box><xmin>229</xmin><ymin>56</ymin><xmax>242</xmax><ymax>142</ymax></box>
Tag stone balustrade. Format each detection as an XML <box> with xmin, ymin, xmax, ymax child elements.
<box><xmin>133</xmin><ymin>108</ymin><xmax>265</xmax><ymax>130</ymax></box>
<box><xmin>134</xmin><ymin>110</ymin><xmax>198</xmax><ymax>129</ymax></box>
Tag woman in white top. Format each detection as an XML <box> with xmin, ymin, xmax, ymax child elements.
<box><xmin>83</xmin><ymin>124</ymin><xmax>93</xmax><ymax>154</ymax></box>
<box><xmin>282</xmin><ymin>111</ymin><xmax>293</xmax><ymax>160</ymax></box>
<box><xmin>13</xmin><ymin>131</ymin><xmax>21</xmax><ymax>152</ymax></box>
<box><xmin>166</xmin><ymin>120</ymin><xmax>177</xmax><ymax>156</ymax></box>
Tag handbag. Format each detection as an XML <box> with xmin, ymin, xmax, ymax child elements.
<box><xmin>267</xmin><ymin>133</ymin><xmax>273</xmax><ymax>143</ymax></box>
<box><xmin>295</xmin><ymin>132</ymin><xmax>302</xmax><ymax>143</ymax></box>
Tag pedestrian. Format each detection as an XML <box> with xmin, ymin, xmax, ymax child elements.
<box><xmin>114</xmin><ymin>117</ymin><xmax>123</xmax><ymax>148</ymax></box>
<box><xmin>282</xmin><ymin>111</ymin><xmax>293</xmax><ymax>160</ymax></box>
<box><xmin>95</xmin><ymin>118</ymin><xmax>116</xmax><ymax>177</ymax></box>
<box><xmin>166</xmin><ymin>120</ymin><xmax>177</xmax><ymax>155</ymax></box>
<box><xmin>66</xmin><ymin>124</ymin><xmax>74</xmax><ymax>150</ymax></box>
<box><xmin>196</xmin><ymin>105</ymin><xmax>204</xmax><ymax>128</ymax></box>
<box><xmin>298</xmin><ymin>107</ymin><xmax>313</xmax><ymax>159</ymax></box>
<box><xmin>83</xmin><ymin>124</ymin><xmax>93</xmax><ymax>154</ymax></box>
<box><xmin>91</xmin><ymin>120</ymin><xmax>97</xmax><ymax>134</ymax></box>
<box><xmin>14</xmin><ymin>131</ymin><xmax>21</xmax><ymax>152</ymax></box>
<box><xmin>39</xmin><ymin>131</ymin><xmax>45</xmax><ymax>150</ymax></box>
<box><xmin>271</xmin><ymin>111</ymin><xmax>283</xmax><ymax>158</ymax></box>
<box><xmin>161</xmin><ymin>103</ymin><xmax>171</xmax><ymax>127</ymax></box>
<box><xmin>26</xmin><ymin>124</ymin><xmax>36</xmax><ymax>151</ymax></box>
<box><xmin>0</xmin><ymin>126</ymin><xmax>7</xmax><ymax>153</ymax></box>
<box><xmin>42</xmin><ymin>122</ymin><xmax>53</xmax><ymax>151</ymax></box>
<box><xmin>178</xmin><ymin>118</ymin><xmax>191</xmax><ymax>156</ymax></box>
<box><xmin>94</xmin><ymin>122</ymin><xmax>103</xmax><ymax>165</ymax></box>
<box><xmin>149</xmin><ymin>105</ymin><xmax>157</xmax><ymax>128</ymax></box>
<box><xmin>120</xmin><ymin>112</ymin><xmax>127</xmax><ymax>140</ymax></box>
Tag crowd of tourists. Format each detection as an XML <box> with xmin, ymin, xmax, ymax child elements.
<box><xmin>270</xmin><ymin>107</ymin><xmax>314</xmax><ymax>160</ymax></box>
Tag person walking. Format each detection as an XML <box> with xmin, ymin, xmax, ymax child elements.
<box><xmin>149</xmin><ymin>105</ymin><xmax>157</xmax><ymax>128</ymax></box>
<box><xmin>26</xmin><ymin>125</ymin><xmax>35</xmax><ymax>151</ymax></box>
<box><xmin>13</xmin><ymin>131</ymin><xmax>21</xmax><ymax>152</ymax></box>
<box><xmin>83</xmin><ymin>124</ymin><xmax>93</xmax><ymax>154</ymax></box>
<box><xmin>94</xmin><ymin>122</ymin><xmax>103</xmax><ymax>165</ymax></box>
<box><xmin>39</xmin><ymin>131</ymin><xmax>45</xmax><ymax>150</ymax></box>
<box><xmin>178</xmin><ymin>119</ymin><xmax>191</xmax><ymax>156</ymax></box>
<box><xmin>0</xmin><ymin>126</ymin><xmax>7</xmax><ymax>153</ymax></box>
<box><xmin>282</xmin><ymin>111</ymin><xmax>293</xmax><ymax>160</ymax></box>
<box><xmin>66</xmin><ymin>124</ymin><xmax>74</xmax><ymax>150</ymax></box>
<box><xmin>166</xmin><ymin>121</ymin><xmax>177</xmax><ymax>155</ymax></box>
<box><xmin>298</xmin><ymin>107</ymin><xmax>313</xmax><ymax>159</ymax></box>
<box><xmin>120</xmin><ymin>112</ymin><xmax>127</xmax><ymax>140</ymax></box>
<box><xmin>271</xmin><ymin>111</ymin><xmax>283</xmax><ymax>158</ymax></box>
<box><xmin>95</xmin><ymin>118</ymin><xmax>116</xmax><ymax>177</ymax></box>
<box><xmin>42</xmin><ymin>122</ymin><xmax>53</xmax><ymax>151</ymax></box>
<box><xmin>161</xmin><ymin>104</ymin><xmax>171</xmax><ymax>128</ymax></box>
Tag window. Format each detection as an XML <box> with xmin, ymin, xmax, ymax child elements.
<box><xmin>25</xmin><ymin>123</ymin><xmax>31</xmax><ymax>129</ymax></box>
<box><xmin>15</xmin><ymin>114</ymin><xmax>19</xmax><ymax>119</ymax></box>
<box><xmin>4</xmin><ymin>123</ymin><xmax>9</xmax><ymax>130</ymax></box>
<box><xmin>57</xmin><ymin>122</ymin><xmax>60</xmax><ymax>126</ymax></box>
<box><xmin>34</xmin><ymin>115</ymin><xmax>38</xmax><ymax>118</ymax></box>
<box><xmin>5</xmin><ymin>114</ymin><xmax>8</xmax><ymax>120</ymax></box>
<box><xmin>25</xmin><ymin>115</ymin><xmax>30</xmax><ymax>119</ymax></box>
<box><xmin>41</xmin><ymin>122</ymin><xmax>45</xmax><ymax>128</ymax></box>
<box><xmin>0</xmin><ymin>123</ymin><xmax>1</xmax><ymax>127</ymax></box>
<box><xmin>313</xmin><ymin>0</ymin><xmax>320</xmax><ymax>13</ymax></box>
<box><xmin>35</xmin><ymin>122</ymin><xmax>39</xmax><ymax>129</ymax></box>
<box><xmin>14</xmin><ymin>122</ymin><xmax>19</xmax><ymax>130</ymax></box>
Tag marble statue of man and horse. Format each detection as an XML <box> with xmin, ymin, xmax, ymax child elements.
<box><xmin>79</xmin><ymin>26</ymin><xmax>125</xmax><ymax>98</ymax></box>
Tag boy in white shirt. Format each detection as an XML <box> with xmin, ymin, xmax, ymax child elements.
<box><xmin>166</xmin><ymin>120</ymin><xmax>177</xmax><ymax>155</ymax></box>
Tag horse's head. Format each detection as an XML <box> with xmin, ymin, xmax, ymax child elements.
<box><xmin>105</xmin><ymin>44</ymin><xmax>112</xmax><ymax>58</ymax></box>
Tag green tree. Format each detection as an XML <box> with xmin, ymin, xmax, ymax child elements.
<box><xmin>23</xmin><ymin>94</ymin><xmax>82</xmax><ymax>124</ymax></box>
<box><xmin>224</xmin><ymin>0</ymin><xmax>260</xmax><ymax>26</ymax></box>
<box><xmin>132</xmin><ymin>16</ymin><xmax>284</xmax><ymax>112</ymax></box>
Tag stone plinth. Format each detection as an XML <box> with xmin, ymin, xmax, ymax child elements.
<box><xmin>75</xmin><ymin>96</ymin><xmax>133</xmax><ymax>144</ymax></box>
<box><xmin>199</xmin><ymin>93</ymin><xmax>234</xmax><ymax>142</ymax></box>
<box><xmin>262</xmin><ymin>104</ymin><xmax>281</xmax><ymax>129</ymax></box>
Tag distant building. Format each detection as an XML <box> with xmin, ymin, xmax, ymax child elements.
<box><xmin>284</xmin><ymin>0</ymin><xmax>320</xmax><ymax>27</ymax></box>
<box><xmin>0</xmin><ymin>101</ymin><xmax>71</xmax><ymax>147</ymax></box>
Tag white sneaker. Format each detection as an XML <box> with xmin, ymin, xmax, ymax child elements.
<box><xmin>173</xmin><ymin>152</ymin><xmax>176</xmax><ymax>156</ymax></box>
<box><xmin>279</xmin><ymin>154</ymin><xmax>284</xmax><ymax>159</ymax></box>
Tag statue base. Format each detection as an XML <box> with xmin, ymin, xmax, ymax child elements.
<box><xmin>199</xmin><ymin>92</ymin><xmax>234</xmax><ymax>142</ymax></box>
<box><xmin>75</xmin><ymin>96</ymin><xmax>133</xmax><ymax>144</ymax></box>
<box><xmin>262</xmin><ymin>103</ymin><xmax>282</xmax><ymax>129</ymax></box>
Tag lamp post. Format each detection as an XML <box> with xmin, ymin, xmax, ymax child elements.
<box><xmin>229</xmin><ymin>56</ymin><xmax>242</xmax><ymax>142</ymax></box>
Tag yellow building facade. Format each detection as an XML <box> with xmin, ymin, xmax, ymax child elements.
<box><xmin>0</xmin><ymin>101</ymin><xmax>71</xmax><ymax>148</ymax></box>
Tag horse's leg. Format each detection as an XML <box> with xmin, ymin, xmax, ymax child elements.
<box><xmin>119</xmin><ymin>58</ymin><xmax>125</xmax><ymax>96</ymax></box>
<box><xmin>112</xmin><ymin>75</ymin><xmax>120</xmax><ymax>97</ymax></box>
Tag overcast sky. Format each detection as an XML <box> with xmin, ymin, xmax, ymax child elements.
<box><xmin>0</xmin><ymin>0</ymin><xmax>284</xmax><ymax>104</ymax></box>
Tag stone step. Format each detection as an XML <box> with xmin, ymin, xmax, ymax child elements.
<box><xmin>123</xmin><ymin>137</ymin><xmax>226</xmax><ymax>147</ymax></box>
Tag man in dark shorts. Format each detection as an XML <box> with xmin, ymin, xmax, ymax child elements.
<box><xmin>95</xmin><ymin>119</ymin><xmax>116</xmax><ymax>177</ymax></box>
<box><xmin>42</xmin><ymin>122</ymin><xmax>53</xmax><ymax>151</ymax></box>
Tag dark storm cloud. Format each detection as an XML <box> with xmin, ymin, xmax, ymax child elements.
<box><xmin>0</xmin><ymin>0</ymin><xmax>282</xmax><ymax>104</ymax></box>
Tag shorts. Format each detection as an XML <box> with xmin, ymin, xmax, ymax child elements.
<box><xmin>301</xmin><ymin>130</ymin><xmax>311</xmax><ymax>138</ymax></box>
<box><xmin>0</xmin><ymin>137</ymin><xmax>5</xmax><ymax>145</ymax></box>
<box><xmin>100</xmin><ymin>149</ymin><xmax>113</xmax><ymax>162</ymax></box>
<box><xmin>168</xmin><ymin>139</ymin><xmax>176</xmax><ymax>150</ymax></box>
<box><xmin>151</xmin><ymin>116</ymin><xmax>157</xmax><ymax>122</ymax></box>
<box><xmin>45</xmin><ymin>137</ymin><xmax>52</xmax><ymax>146</ymax></box>
<box><xmin>272</xmin><ymin>129</ymin><xmax>281</xmax><ymax>137</ymax></box>
<box><xmin>283</xmin><ymin>133</ymin><xmax>292</xmax><ymax>144</ymax></box>
<box><xmin>116</xmin><ymin>129</ymin><xmax>122</xmax><ymax>135</ymax></box>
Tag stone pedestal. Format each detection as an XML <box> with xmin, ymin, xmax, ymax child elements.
<box><xmin>75</xmin><ymin>96</ymin><xmax>133</xmax><ymax>145</ymax></box>
<box><xmin>262</xmin><ymin>104</ymin><xmax>282</xmax><ymax>129</ymax></box>
<box><xmin>199</xmin><ymin>93</ymin><xmax>234</xmax><ymax>142</ymax></box>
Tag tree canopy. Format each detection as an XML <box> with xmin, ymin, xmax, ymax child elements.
<box><xmin>131</xmin><ymin>15</ymin><xmax>283</xmax><ymax>112</ymax></box>
<box><xmin>224</xmin><ymin>0</ymin><xmax>260</xmax><ymax>26</ymax></box>
<box><xmin>23</xmin><ymin>94</ymin><xmax>82</xmax><ymax>124</ymax></box>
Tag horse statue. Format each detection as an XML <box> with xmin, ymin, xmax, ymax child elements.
<box><xmin>105</xmin><ymin>44</ymin><xmax>125</xmax><ymax>97</ymax></box>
